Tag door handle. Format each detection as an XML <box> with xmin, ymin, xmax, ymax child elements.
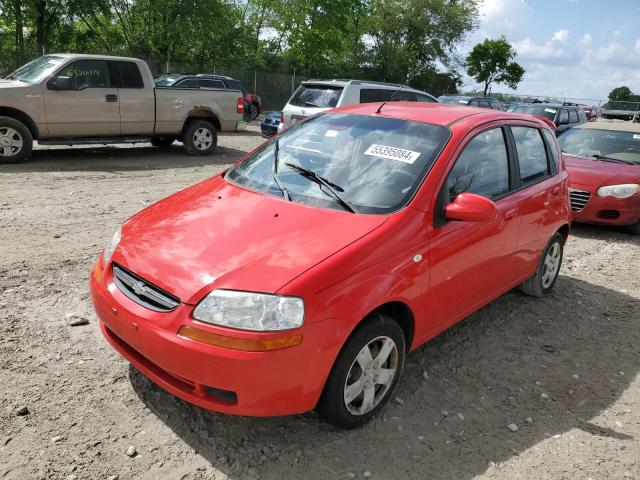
<box><xmin>504</xmin><ymin>208</ymin><xmax>518</xmax><ymax>220</ymax></box>
<box><xmin>105</xmin><ymin>94</ymin><xmax>118</xmax><ymax>103</ymax></box>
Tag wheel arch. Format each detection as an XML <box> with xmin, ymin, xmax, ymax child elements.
<box><xmin>0</xmin><ymin>107</ymin><xmax>39</xmax><ymax>139</ymax></box>
<box><xmin>183</xmin><ymin>107</ymin><xmax>221</xmax><ymax>133</ymax></box>
<box><xmin>556</xmin><ymin>223</ymin><xmax>570</xmax><ymax>243</ymax></box>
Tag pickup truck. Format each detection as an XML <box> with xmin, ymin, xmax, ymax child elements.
<box><xmin>0</xmin><ymin>54</ymin><xmax>246</xmax><ymax>163</ymax></box>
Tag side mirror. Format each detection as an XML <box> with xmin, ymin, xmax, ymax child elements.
<box><xmin>48</xmin><ymin>76</ymin><xmax>73</xmax><ymax>91</ymax></box>
<box><xmin>445</xmin><ymin>192</ymin><xmax>497</xmax><ymax>222</ymax></box>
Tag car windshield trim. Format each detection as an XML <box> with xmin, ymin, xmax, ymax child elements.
<box><xmin>226</xmin><ymin>113</ymin><xmax>451</xmax><ymax>215</ymax></box>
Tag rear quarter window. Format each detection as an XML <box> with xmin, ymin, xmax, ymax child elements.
<box><xmin>569</xmin><ymin>110</ymin><xmax>579</xmax><ymax>123</ymax></box>
<box><xmin>117</xmin><ymin>61</ymin><xmax>144</xmax><ymax>89</ymax></box>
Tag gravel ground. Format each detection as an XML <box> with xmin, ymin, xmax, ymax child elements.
<box><xmin>1</xmin><ymin>124</ymin><xmax>639</xmax><ymax>480</ymax></box>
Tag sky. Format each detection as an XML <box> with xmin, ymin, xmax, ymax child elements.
<box><xmin>459</xmin><ymin>0</ymin><xmax>640</xmax><ymax>101</ymax></box>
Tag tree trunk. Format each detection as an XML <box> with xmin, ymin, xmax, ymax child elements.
<box><xmin>483</xmin><ymin>81</ymin><xmax>489</xmax><ymax>96</ymax></box>
<box><xmin>14</xmin><ymin>0</ymin><xmax>25</xmax><ymax>66</ymax></box>
<box><xmin>35</xmin><ymin>0</ymin><xmax>46</xmax><ymax>56</ymax></box>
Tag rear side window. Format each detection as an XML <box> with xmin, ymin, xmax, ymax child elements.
<box><xmin>578</xmin><ymin>110</ymin><xmax>587</xmax><ymax>122</ymax></box>
<box><xmin>117</xmin><ymin>61</ymin><xmax>144</xmax><ymax>88</ymax></box>
<box><xmin>289</xmin><ymin>84</ymin><xmax>343</xmax><ymax>108</ymax></box>
<box><xmin>176</xmin><ymin>78</ymin><xmax>199</xmax><ymax>88</ymax></box>
<box><xmin>569</xmin><ymin>110</ymin><xmax>579</xmax><ymax>123</ymax></box>
<box><xmin>558</xmin><ymin>109</ymin><xmax>569</xmax><ymax>124</ymax></box>
<box><xmin>416</xmin><ymin>93</ymin><xmax>436</xmax><ymax>103</ymax></box>
<box><xmin>224</xmin><ymin>79</ymin><xmax>243</xmax><ymax>91</ymax></box>
<box><xmin>446</xmin><ymin>128</ymin><xmax>510</xmax><ymax>200</ymax></box>
<box><xmin>200</xmin><ymin>79</ymin><xmax>225</xmax><ymax>89</ymax></box>
<box><xmin>512</xmin><ymin>127</ymin><xmax>550</xmax><ymax>184</ymax></box>
<box><xmin>360</xmin><ymin>89</ymin><xmax>417</xmax><ymax>103</ymax></box>
<box><xmin>541</xmin><ymin>129</ymin><xmax>559</xmax><ymax>174</ymax></box>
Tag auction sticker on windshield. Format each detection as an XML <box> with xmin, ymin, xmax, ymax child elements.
<box><xmin>364</xmin><ymin>144</ymin><xmax>421</xmax><ymax>164</ymax></box>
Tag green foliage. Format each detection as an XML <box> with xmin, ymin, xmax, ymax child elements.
<box><xmin>604</xmin><ymin>86</ymin><xmax>640</xmax><ymax>111</ymax></box>
<box><xmin>0</xmin><ymin>0</ymin><xmax>478</xmax><ymax>96</ymax></box>
<box><xmin>608</xmin><ymin>86</ymin><xmax>632</xmax><ymax>102</ymax></box>
<box><xmin>465</xmin><ymin>36</ymin><xmax>524</xmax><ymax>95</ymax></box>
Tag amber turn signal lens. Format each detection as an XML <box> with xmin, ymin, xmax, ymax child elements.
<box><xmin>177</xmin><ymin>325</ymin><xmax>302</xmax><ymax>352</ymax></box>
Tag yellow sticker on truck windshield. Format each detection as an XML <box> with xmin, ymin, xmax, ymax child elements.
<box><xmin>364</xmin><ymin>144</ymin><xmax>421</xmax><ymax>164</ymax></box>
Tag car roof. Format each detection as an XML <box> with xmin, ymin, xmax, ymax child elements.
<box><xmin>331</xmin><ymin>102</ymin><xmax>545</xmax><ymax>128</ymax></box>
<box><xmin>575</xmin><ymin>121</ymin><xmax>640</xmax><ymax>133</ymax></box>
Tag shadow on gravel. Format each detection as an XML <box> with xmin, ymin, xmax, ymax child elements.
<box><xmin>130</xmin><ymin>275</ymin><xmax>639</xmax><ymax>480</ymax></box>
<box><xmin>0</xmin><ymin>144</ymin><xmax>247</xmax><ymax>173</ymax></box>
<box><xmin>569</xmin><ymin>222</ymin><xmax>640</xmax><ymax>246</ymax></box>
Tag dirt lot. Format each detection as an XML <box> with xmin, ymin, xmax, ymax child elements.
<box><xmin>1</xmin><ymin>124</ymin><xmax>639</xmax><ymax>480</ymax></box>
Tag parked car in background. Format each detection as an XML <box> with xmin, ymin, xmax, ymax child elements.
<box><xmin>0</xmin><ymin>54</ymin><xmax>245</xmax><ymax>163</ymax></box>
<box><xmin>155</xmin><ymin>73</ymin><xmax>255</xmax><ymax>122</ymax></box>
<box><xmin>508</xmin><ymin>103</ymin><xmax>587</xmax><ymax>134</ymax></box>
<box><xmin>280</xmin><ymin>79</ymin><xmax>437</xmax><ymax>128</ymax></box>
<box><xmin>244</xmin><ymin>92</ymin><xmax>263</xmax><ymax>120</ymax></box>
<box><xmin>582</xmin><ymin>105</ymin><xmax>601</xmax><ymax>121</ymax></box>
<box><xmin>559</xmin><ymin>122</ymin><xmax>640</xmax><ymax>234</ymax></box>
<box><xmin>438</xmin><ymin>95</ymin><xmax>504</xmax><ymax>110</ymax></box>
<box><xmin>261</xmin><ymin>111</ymin><xmax>282</xmax><ymax>137</ymax></box>
<box><xmin>91</xmin><ymin>103</ymin><xmax>570</xmax><ymax>428</ymax></box>
<box><xmin>598</xmin><ymin>109</ymin><xmax>640</xmax><ymax>123</ymax></box>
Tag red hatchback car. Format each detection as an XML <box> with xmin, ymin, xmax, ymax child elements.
<box><xmin>559</xmin><ymin>122</ymin><xmax>640</xmax><ymax>234</ymax></box>
<box><xmin>91</xmin><ymin>103</ymin><xmax>571</xmax><ymax>428</ymax></box>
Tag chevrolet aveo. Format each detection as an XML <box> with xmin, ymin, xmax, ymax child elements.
<box><xmin>91</xmin><ymin>103</ymin><xmax>571</xmax><ymax>428</ymax></box>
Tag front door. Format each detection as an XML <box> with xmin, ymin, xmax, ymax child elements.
<box><xmin>426</xmin><ymin>125</ymin><xmax>526</xmax><ymax>332</ymax></box>
<box><xmin>43</xmin><ymin>59</ymin><xmax>120</xmax><ymax>138</ymax></box>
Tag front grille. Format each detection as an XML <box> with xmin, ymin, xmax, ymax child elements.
<box><xmin>113</xmin><ymin>264</ymin><xmax>180</xmax><ymax>312</ymax></box>
<box><xmin>569</xmin><ymin>188</ymin><xmax>590</xmax><ymax>212</ymax></box>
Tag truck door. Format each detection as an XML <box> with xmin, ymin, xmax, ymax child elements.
<box><xmin>110</xmin><ymin>61</ymin><xmax>155</xmax><ymax>135</ymax></box>
<box><xmin>43</xmin><ymin>59</ymin><xmax>120</xmax><ymax>137</ymax></box>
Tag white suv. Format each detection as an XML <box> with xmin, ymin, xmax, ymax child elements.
<box><xmin>281</xmin><ymin>79</ymin><xmax>438</xmax><ymax>128</ymax></box>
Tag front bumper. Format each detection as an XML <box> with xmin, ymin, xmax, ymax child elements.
<box><xmin>570</xmin><ymin>183</ymin><xmax>640</xmax><ymax>226</ymax></box>
<box><xmin>90</xmin><ymin>261</ymin><xmax>345</xmax><ymax>416</ymax></box>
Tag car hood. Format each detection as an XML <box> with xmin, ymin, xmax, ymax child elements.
<box><xmin>564</xmin><ymin>154</ymin><xmax>640</xmax><ymax>187</ymax></box>
<box><xmin>114</xmin><ymin>176</ymin><xmax>388</xmax><ymax>304</ymax></box>
<box><xmin>0</xmin><ymin>79</ymin><xmax>31</xmax><ymax>89</ymax></box>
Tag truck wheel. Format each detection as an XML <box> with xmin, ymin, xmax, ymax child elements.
<box><xmin>151</xmin><ymin>137</ymin><xmax>175</xmax><ymax>148</ymax></box>
<box><xmin>0</xmin><ymin>116</ymin><xmax>32</xmax><ymax>164</ymax></box>
<box><xmin>518</xmin><ymin>232</ymin><xmax>564</xmax><ymax>298</ymax></box>
<box><xmin>183</xmin><ymin>120</ymin><xmax>217</xmax><ymax>156</ymax></box>
<box><xmin>318</xmin><ymin>313</ymin><xmax>406</xmax><ymax>429</ymax></box>
<box><xmin>249</xmin><ymin>103</ymin><xmax>259</xmax><ymax>121</ymax></box>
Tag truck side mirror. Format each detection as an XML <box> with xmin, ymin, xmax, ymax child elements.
<box><xmin>48</xmin><ymin>76</ymin><xmax>74</xmax><ymax>91</ymax></box>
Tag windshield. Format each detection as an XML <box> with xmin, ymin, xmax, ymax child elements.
<box><xmin>289</xmin><ymin>84</ymin><xmax>343</xmax><ymax>108</ymax></box>
<box><xmin>559</xmin><ymin>128</ymin><xmax>640</xmax><ymax>164</ymax></box>
<box><xmin>154</xmin><ymin>75</ymin><xmax>182</xmax><ymax>87</ymax></box>
<box><xmin>5</xmin><ymin>55</ymin><xmax>66</xmax><ymax>84</ymax></box>
<box><xmin>226</xmin><ymin>113</ymin><xmax>450</xmax><ymax>214</ymax></box>
<box><xmin>510</xmin><ymin>105</ymin><xmax>558</xmax><ymax>121</ymax></box>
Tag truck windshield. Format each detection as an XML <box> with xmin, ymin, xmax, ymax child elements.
<box><xmin>226</xmin><ymin>113</ymin><xmax>450</xmax><ymax>214</ymax></box>
<box><xmin>5</xmin><ymin>55</ymin><xmax>66</xmax><ymax>84</ymax></box>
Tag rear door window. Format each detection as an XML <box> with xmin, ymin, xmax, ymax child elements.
<box><xmin>116</xmin><ymin>61</ymin><xmax>144</xmax><ymax>88</ymax></box>
<box><xmin>446</xmin><ymin>127</ymin><xmax>510</xmax><ymax>200</ymax></box>
<box><xmin>176</xmin><ymin>78</ymin><xmax>199</xmax><ymax>88</ymax></box>
<box><xmin>569</xmin><ymin>109</ymin><xmax>579</xmax><ymax>123</ymax></box>
<box><xmin>512</xmin><ymin>126</ymin><xmax>550</xmax><ymax>185</ymax></box>
<box><xmin>200</xmin><ymin>79</ymin><xmax>225</xmax><ymax>89</ymax></box>
<box><xmin>558</xmin><ymin>109</ymin><xmax>569</xmax><ymax>124</ymax></box>
<box><xmin>289</xmin><ymin>84</ymin><xmax>343</xmax><ymax>108</ymax></box>
<box><xmin>541</xmin><ymin>129</ymin><xmax>559</xmax><ymax>174</ymax></box>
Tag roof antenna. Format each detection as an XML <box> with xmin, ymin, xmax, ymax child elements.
<box><xmin>376</xmin><ymin>85</ymin><xmax>405</xmax><ymax>113</ymax></box>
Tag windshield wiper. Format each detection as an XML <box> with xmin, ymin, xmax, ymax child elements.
<box><xmin>271</xmin><ymin>138</ymin><xmax>290</xmax><ymax>201</ymax></box>
<box><xmin>284</xmin><ymin>162</ymin><xmax>356</xmax><ymax>213</ymax></box>
<box><xmin>304</xmin><ymin>101</ymin><xmax>322</xmax><ymax>108</ymax></box>
<box><xmin>593</xmin><ymin>154</ymin><xmax>637</xmax><ymax>165</ymax></box>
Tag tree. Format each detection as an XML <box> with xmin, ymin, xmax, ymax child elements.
<box><xmin>465</xmin><ymin>36</ymin><xmax>524</xmax><ymax>95</ymax></box>
<box><xmin>608</xmin><ymin>86</ymin><xmax>632</xmax><ymax>101</ymax></box>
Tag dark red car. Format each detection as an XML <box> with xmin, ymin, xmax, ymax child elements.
<box><xmin>559</xmin><ymin>122</ymin><xmax>640</xmax><ymax>234</ymax></box>
<box><xmin>91</xmin><ymin>103</ymin><xmax>571</xmax><ymax>428</ymax></box>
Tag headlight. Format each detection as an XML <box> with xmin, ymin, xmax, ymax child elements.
<box><xmin>596</xmin><ymin>184</ymin><xmax>640</xmax><ymax>199</ymax></box>
<box><xmin>193</xmin><ymin>290</ymin><xmax>304</xmax><ymax>331</ymax></box>
<box><xmin>102</xmin><ymin>226</ymin><xmax>121</xmax><ymax>266</ymax></box>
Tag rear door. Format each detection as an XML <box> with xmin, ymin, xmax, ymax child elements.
<box><xmin>427</xmin><ymin>123</ymin><xmax>526</xmax><ymax>330</ymax></box>
<box><xmin>112</xmin><ymin>61</ymin><xmax>155</xmax><ymax>135</ymax></box>
<box><xmin>507</xmin><ymin>124</ymin><xmax>563</xmax><ymax>263</ymax></box>
<box><xmin>43</xmin><ymin>59</ymin><xmax>120</xmax><ymax>137</ymax></box>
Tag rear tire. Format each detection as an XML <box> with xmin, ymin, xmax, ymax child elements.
<box><xmin>151</xmin><ymin>137</ymin><xmax>175</xmax><ymax>148</ymax></box>
<box><xmin>182</xmin><ymin>120</ymin><xmax>217</xmax><ymax>156</ymax></box>
<box><xmin>248</xmin><ymin>103</ymin><xmax>259</xmax><ymax>121</ymax></box>
<box><xmin>518</xmin><ymin>232</ymin><xmax>564</xmax><ymax>297</ymax></box>
<box><xmin>318</xmin><ymin>313</ymin><xmax>406</xmax><ymax>429</ymax></box>
<box><xmin>0</xmin><ymin>116</ymin><xmax>32</xmax><ymax>164</ymax></box>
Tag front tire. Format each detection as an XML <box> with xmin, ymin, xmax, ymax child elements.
<box><xmin>318</xmin><ymin>313</ymin><xmax>406</xmax><ymax>429</ymax></box>
<box><xmin>182</xmin><ymin>120</ymin><xmax>217</xmax><ymax>156</ymax></box>
<box><xmin>0</xmin><ymin>116</ymin><xmax>32</xmax><ymax>164</ymax></box>
<box><xmin>518</xmin><ymin>232</ymin><xmax>564</xmax><ymax>297</ymax></box>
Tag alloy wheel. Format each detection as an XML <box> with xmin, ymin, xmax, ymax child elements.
<box><xmin>0</xmin><ymin>127</ymin><xmax>23</xmax><ymax>157</ymax></box>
